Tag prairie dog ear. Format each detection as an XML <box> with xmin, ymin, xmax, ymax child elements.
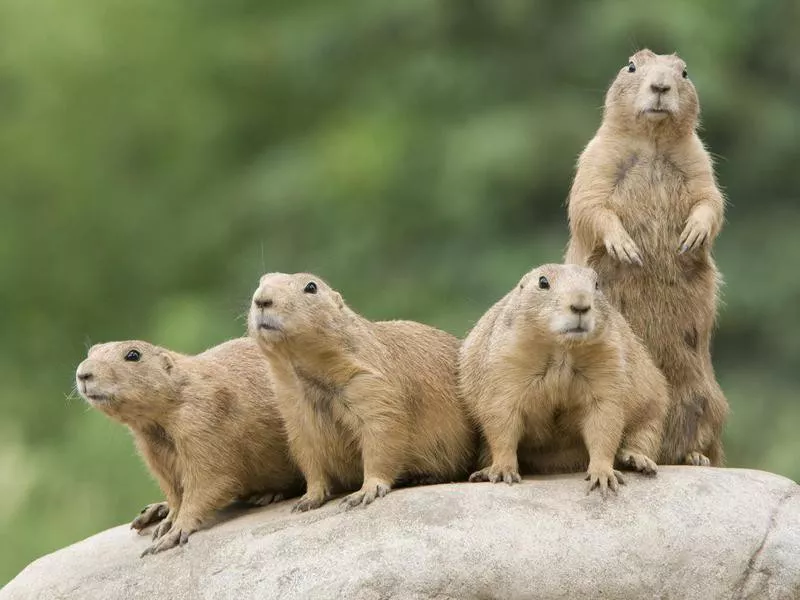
<box><xmin>159</xmin><ymin>353</ymin><xmax>175</xmax><ymax>374</ymax></box>
<box><xmin>333</xmin><ymin>291</ymin><xmax>344</xmax><ymax>308</ymax></box>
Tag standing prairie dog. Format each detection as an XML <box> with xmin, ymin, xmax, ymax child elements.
<box><xmin>565</xmin><ymin>49</ymin><xmax>728</xmax><ymax>466</ymax></box>
<box><xmin>460</xmin><ymin>264</ymin><xmax>668</xmax><ymax>496</ymax></box>
<box><xmin>75</xmin><ymin>338</ymin><xmax>303</xmax><ymax>555</ymax></box>
<box><xmin>248</xmin><ymin>272</ymin><xmax>475</xmax><ymax>512</ymax></box>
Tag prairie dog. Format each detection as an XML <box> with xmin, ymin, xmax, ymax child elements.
<box><xmin>247</xmin><ymin>273</ymin><xmax>475</xmax><ymax>511</ymax></box>
<box><xmin>565</xmin><ymin>49</ymin><xmax>729</xmax><ymax>466</ymax></box>
<box><xmin>460</xmin><ymin>264</ymin><xmax>668</xmax><ymax>495</ymax></box>
<box><xmin>75</xmin><ymin>338</ymin><xmax>303</xmax><ymax>555</ymax></box>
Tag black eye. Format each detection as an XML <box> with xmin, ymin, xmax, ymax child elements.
<box><xmin>627</xmin><ymin>61</ymin><xmax>636</xmax><ymax>73</ymax></box>
<box><xmin>124</xmin><ymin>349</ymin><xmax>141</xmax><ymax>362</ymax></box>
<box><xmin>682</xmin><ymin>69</ymin><xmax>688</xmax><ymax>79</ymax></box>
<box><xmin>538</xmin><ymin>276</ymin><xmax>550</xmax><ymax>290</ymax></box>
<box><xmin>595</xmin><ymin>281</ymin><xmax>600</xmax><ymax>290</ymax></box>
<box><xmin>303</xmin><ymin>281</ymin><xmax>318</xmax><ymax>294</ymax></box>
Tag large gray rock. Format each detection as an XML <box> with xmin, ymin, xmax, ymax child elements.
<box><xmin>2</xmin><ymin>467</ymin><xmax>798</xmax><ymax>600</ymax></box>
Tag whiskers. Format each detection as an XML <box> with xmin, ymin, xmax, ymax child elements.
<box><xmin>64</xmin><ymin>383</ymin><xmax>82</xmax><ymax>408</ymax></box>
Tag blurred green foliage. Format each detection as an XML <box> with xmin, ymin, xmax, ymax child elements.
<box><xmin>1</xmin><ymin>0</ymin><xmax>798</xmax><ymax>585</ymax></box>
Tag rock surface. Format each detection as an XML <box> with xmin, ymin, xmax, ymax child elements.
<box><xmin>2</xmin><ymin>467</ymin><xmax>799</xmax><ymax>600</ymax></box>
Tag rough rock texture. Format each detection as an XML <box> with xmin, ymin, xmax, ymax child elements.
<box><xmin>2</xmin><ymin>467</ymin><xmax>798</xmax><ymax>600</ymax></box>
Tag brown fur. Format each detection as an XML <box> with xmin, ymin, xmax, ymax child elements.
<box><xmin>460</xmin><ymin>264</ymin><xmax>668</xmax><ymax>496</ymax></box>
<box><xmin>564</xmin><ymin>49</ymin><xmax>729</xmax><ymax>466</ymax></box>
<box><xmin>247</xmin><ymin>272</ymin><xmax>476</xmax><ymax>511</ymax></box>
<box><xmin>75</xmin><ymin>338</ymin><xmax>303</xmax><ymax>555</ymax></box>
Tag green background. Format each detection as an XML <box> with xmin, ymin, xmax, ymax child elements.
<box><xmin>1</xmin><ymin>0</ymin><xmax>798</xmax><ymax>585</ymax></box>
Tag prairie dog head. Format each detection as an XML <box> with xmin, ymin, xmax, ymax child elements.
<box><xmin>604</xmin><ymin>49</ymin><xmax>698</xmax><ymax>136</ymax></box>
<box><xmin>248</xmin><ymin>272</ymin><xmax>345</xmax><ymax>347</ymax></box>
<box><xmin>514</xmin><ymin>264</ymin><xmax>610</xmax><ymax>345</ymax></box>
<box><xmin>75</xmin><ymin>341</ymin><xmax>178</xmax><ymax>423</ymax></box>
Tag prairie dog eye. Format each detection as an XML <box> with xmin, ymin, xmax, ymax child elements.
<box><xmin>538</xmin><ymin>276</ymin><xmax>550</xmax><ymax>290</ymax></box>
<box><xmin>124</xmin><ymin>349</ymin><xmax>141</xmax><ymax>362</ymax></box>
<box><xmin>682</xmin><ymin>68</ymin><xmax>688</xmax><ymax>79</ymax></box>
<box><xmin>627</xmin><ymin>61</ymin><xmax>636</xmax><ymax>73</ymax></box>
<box><xmin>303</xmin><ymin>281</ymin><xmax>318</xmax><ymax>294</ymax></box>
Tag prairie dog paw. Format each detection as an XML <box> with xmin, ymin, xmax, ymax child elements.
<box><xmin>468</xmin><ymin>464</ymin><xmax>521</xmax><ymax>485</ymax></box>
<box><xmin>141</xmin><ymin>527</ymin><xmax>193</xmax><ymax>556</ymax></box>
<box><xmin>617</xmin><ymin>451</ymin><xmax>658</xmax><ymax>476</ymax></box>
<box><xmin>245</xmin><ymin>492</ymin><xmax>285</xmax><ymax>506</ymax></box>
<box><xmin>585</xmin><ymin>467</ymin><xmax>625</xmax><ymax>498</ymax></box>
<box><xmin>291</xmin><ymin>490</ymin><xmax>329</xmax><ymax>513</ymax></box>
<box><xmin>679</xmin><ymin>216</ymin><xmax>711</xmax><ymax>254</ymax></box>
<box><xmin>685</xmin><ymin>451</ymin><xmax>711</xmax><ymax>467</ymax></box>
<box><xmin>131</xmin><ymin>502</ymin><xmax>169</xmax><ymax>532</ymax></box>
<box><xmin>604</xmin><ymin>230</ymin><xmax>642</xmax><ymax>266</ymax></box>
<box><xmin>341</xmin><ymin>480</ymin><xmax>391</xmax><ymax>508</ymax></box>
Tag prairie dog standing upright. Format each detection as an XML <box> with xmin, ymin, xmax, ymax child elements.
<box><xmin>75</xmin><ymin>338</ymin><xmax>303</xmax><ymax>554</ymax></box>
<box><xmin>248</xmin><ymin>273</ymin><xmax>476</xmax><ymax>511</ymax></box>
<box><xmin>565</xmin><ymin>49</ymin><xmax>728</xmax><ymax>466</ymax></box>
<box><xmin>460</xmin><ymin>264</ymin><xmax>668</xmax><ymax>495</ymax></box>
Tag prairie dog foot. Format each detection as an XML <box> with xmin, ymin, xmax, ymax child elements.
<box><xmin>341</xmin><ymin>479</ymin><xmax>391</xmax><ymax>508</ymax></box>
<box><xmin>585</xmin><ymin>467</ymin><xmax>625</xmax><ymax>498</ymax></box>
<box><xmin>617</xmin><ymin>450</ymin><xmax>658</xmax><ymax>476</ymax></box>
<box><xmin>131</xmin><ymin>502</ymin><xmax>169</xmax><ymax>532</ymax></box>
<box><xmin>151</xmin><ymin>509</ymin><xmax>177</xmax><ymax>540</ymax></box>
<box><xmin>245</xmin><ymin>492</ymin><xmax>285</xmax><ymax>506</ymax></box>
<box><xmin>685</xmin><ymin>451</ymin><xmax>711</xmax><ymax>467</ymax></box>
<box><xmin>292</xmin><ymin>488</ymin><xmax>330</xmax><ymax>513</ymax></box>
<box><xmin>469</xmin><ymin>463</ymin><xmax>521</xmax><ymax>485</ymax></box>
<box><xmin>141</xmin><ymin>524</ymin><xmax>195</xmax><ymax>556</ymax></box>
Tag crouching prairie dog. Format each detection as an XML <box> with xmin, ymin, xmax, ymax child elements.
<box><xmin>565</xmin><ymin>49</ymin><xmax>729</xmax><ymax>466</ymax></box>
<box><xmin>247</xmin><ymin>272</ymin><xmax>476</xmax><ymax>511</ymax></box>
<box><xmin>460</xmin><ymin>264</ymin><xmax>668</xmax><ymax>496</ymax></box>
<box><xmin>75</xmin><ymin>338</ymin><xmax>303</xmax><ymax>555</ymax></box>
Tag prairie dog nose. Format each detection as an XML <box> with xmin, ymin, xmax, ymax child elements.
<box><xmin>650</xmin><ymin>82</ymin><xmax>671</xmax><ymax>94</ymax></box>
<box><xmin>254</xmin><ymin>297</ymin><xmax>273</xmax><ymax>309</ymax></box>
<box><xmin>77</xmin><ymin>370</ymin><xmax>92</xmax><ymax>382</ymax></box>
<box><xmin>570</xmin><ymin>303</ymin><xmax>591</xmax><ymax>315</ymax></box>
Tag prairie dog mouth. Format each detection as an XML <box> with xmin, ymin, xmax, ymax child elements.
<box><xmin>563</xmin><ymin>326</ymin><xmax>588</xmax><ymax>334</ymax></box>
<box><xmin>84</xmin><ymin>392</ymin><xmax>110</xmax><ymax>403</ymax></box>
<box><xmin>255</xmin><ymin>314</ymin><xmax>284</xmax><ymax>332</ymax></box>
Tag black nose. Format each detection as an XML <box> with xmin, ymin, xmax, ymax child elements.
<box><xmin>77</xmin><ymin>372</ymin><xmax>92</xmax><ymax>381</ymax></box>
<box><xmin>254</xmin><ymin>298</ymin><xmax>273</xmax><ymax>309</ymax></box>
<box><xmin>570</xmin><ymin>304</ymin><xmax>591</xmax><ymax>315</ymax></box>
<box><xmin>650</xmin><ymin>83</ymin><xmax>671</xmax><ymax>94</ymax></box>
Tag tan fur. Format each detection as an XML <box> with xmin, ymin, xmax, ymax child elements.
<box><xmin>247</xmin><ymin>272</ymin><xmax>476</xmax><ymax>511</ymax></box>
<box><xmin>460</xmin><ymin>264</ymin><xmax>668</xmax><ymax>496</ymax></box>
<box><xmin>564</xmin><ymin>49</ymin><xmax>729</xmax><ymax>466</ymax></box>
<box><xmin>75</xmin><ymin>338</ymin><xmax>303</xmax><ymax>555</ymax></box>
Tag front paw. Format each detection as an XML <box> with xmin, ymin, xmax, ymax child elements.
<box><xmin>685</xmin><ymin>451</ymin><xmax>711</xmax><ymax>467</ymax></box>
<box><xmin>604</xmin><ymin>230</ymin><xmax>643</xmax><ymax>265</ymax></box>
<box><xmin>585</xmin><ymin>467</ymin><xmax>625</xmax><ymax>498</ymax></box>
<box><xmin>469</xmin><ymin>463</ymin><xmax>521</xmax><ymax>485</ymax></box>
<box><xmin>291</xmin><ymin>490</ymin><xmax>329</xmax><ymax>513</ymax></box>
<box><xmin>151</xmin><ymin>517</ymin><xmax>174</xmax><ymax>540</ymax></box>
<box><xmin>131</xmin><ymin>502</ymin><xmax>169</xmax><ymax>532</ymax></box>
<box><xmin>140</xmin><ymin>526</ymin><xmax>194</xmax><ymax>556</ymax></box>
<box><xmin>617</xmin><ymin>451</ymin><xmax>658</xmax><ymax>476</ymax></box>
<box><xmin>678</xmin><ymin>217</ymin><xmax>710</xmax><ymax>253</ymax></box>
<box><xmin>341</xmin><ymin>479</ymin><xmax>391</xmax><ymax>508</ymax></box>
